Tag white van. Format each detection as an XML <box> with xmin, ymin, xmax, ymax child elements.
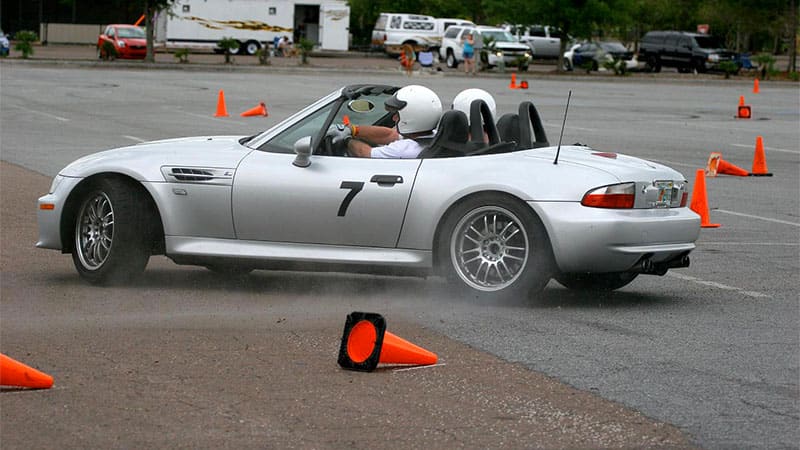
<box><xmin>371</xmin><ymin>13</ymin><xmax>439</xmax><ymax>55</ymax></box>
<box><xmin>505</xmin><ymin>24</ymin><xmax>567</xmax><ymax>58</ymax></box>
<box><xmin>434</xmin><ymin>18</ymin><xmax>475</xmax><ymax>36</ymax></box>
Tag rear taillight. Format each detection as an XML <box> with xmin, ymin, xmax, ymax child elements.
<box><xmin>680</xmin><ymin>191</ymin><xmax>688</xmax><ymax>207</ymax></box>
<box><xmin>581</xmin><ymin>182</ymin><xmax>635</xmax><ymax>209</ymax></box>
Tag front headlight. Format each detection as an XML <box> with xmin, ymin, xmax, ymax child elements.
<box><xmin>708</xmin><ymin>53</ymin><xmax>719</xmax><ymax>62</ymax></box>
<box><xmin>524</xmin><ymin>52</ymin><xmax>531</xmax><ymax>59</ymax></box>
<box><xmin>117</xmin><ymin>40</ymin><xmax>126</xmax><ymax>48</ymax></box>
<box><xmin>495</xmin><ymin>51</ymin><xmax>503</xmax><ymax>57</ymax></box>
<box><xmin>49</xmin><ymin>175</ymin><xmax>65</xmax><ymax>194</ymax></box>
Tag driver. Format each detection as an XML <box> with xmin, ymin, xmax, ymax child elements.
<box><xmin>325</xmin><ymin>85</ymin><xmax>442</xmax><ymax>158</ymax></box>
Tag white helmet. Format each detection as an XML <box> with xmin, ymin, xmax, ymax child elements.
<box><xmin>386</xmin><ymin>85</ymin><xmax>442</xmax><ymax>135</ymax></box>
<box><xmin>451</xmin><ymin>88</ymin><xmax>497</xmax><ymax>122</ymax></box>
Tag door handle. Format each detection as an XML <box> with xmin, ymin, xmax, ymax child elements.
<box><xmin>370</xmin><ymin>175</ymin><xmax>403</xmax><ymax>186</ymax></box>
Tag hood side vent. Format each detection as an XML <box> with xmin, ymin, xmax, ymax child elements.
<box><xmin>161</xmin><ymin>166</ymin><xmax>235</xmax><ymax>186</ymax></box>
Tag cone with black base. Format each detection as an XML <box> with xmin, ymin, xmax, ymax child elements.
<box><xmin>716</xmin><ymin>157</ymin><xmax>750</xmax><ymax>177</ymax></box>
<box><xmin>338</xmin><ymin>312</ymin><xmax>437</xmax><ymax>372</ymax></box>
<box><xmin>750</xmin><ymin>136</ymin><xmax>773</xmax><ymax>176</ymax></box>
<box><xmin>240</xmin><ymin>102</ymin><xmax>269</xmax><ymax>117</ymax></box>
<box><xmin>0</xmin><ymin>353</ymin><xmax>54</xmax><ymax>389</ymax></box>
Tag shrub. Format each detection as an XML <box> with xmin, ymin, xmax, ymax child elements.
<box><xmin>256</xmin><ymin>47</ymin><xmax>270</xmax><ymax>65</ymax></box>
<box><xmin>174</xmin><ymin>48</ymin><xmax>189</xmax><ymax>63</ymax></box>
<box><xmin>218</xmin><ymin>37</ymin><xmax>239</xmax><ymax>64</ymax></box>
<box><xmin>100</xmin><ymin>40</ymin><xmax>117</xmax><ymax>60</ymax></box>
<box><xmin>14</xmin><ymin>30</ymin><xmax>37</xmax><ymax>59</ymax></box>
<box><xmin>297</xmin><ymin>38</ymin><xmax>314</xmax><ymax>65</ymax></box>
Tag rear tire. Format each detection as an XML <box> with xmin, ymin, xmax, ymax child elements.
<box><xmin>555</xmin><ymin>272</ymin><xmax>639</xmax><ymax>291</ymax></box>
<box><xmin>438</xmin><ymin>194</ymin><xmax>553</xmax><ymax>302</ymax></box>
<box><xmin>242</xmin><ymin>40</ymin><xmax>261</xmax><ymax>56</ymax></box>
<box><xmin>71</xmin><ymin>178</ymin><xmax>152</xmax><ymax>285</ymax></box>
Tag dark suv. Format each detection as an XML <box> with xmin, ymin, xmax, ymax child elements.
<box><xmin>639</xmin><ymin>31</ymin><xmax>738</xmax><ymax>73</ymax></box>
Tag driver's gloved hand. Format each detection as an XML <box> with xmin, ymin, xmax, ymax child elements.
<box><xmin>325</xmin><ymin>124</ymin><xmax>352</xmax><ymax>145</ymax></box>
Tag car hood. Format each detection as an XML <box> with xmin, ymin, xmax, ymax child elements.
<box><xmin>60</xmin><ymin>136</ymin><xmax>253</xmax><ymax>181</ymax></box>
<box><xmin>494</xmin><ymin>42</ymin><xmax>530</xmax><ymax>51</ymax></box>
<box><xmin>119</xmin><ymin>37</ymin><xmax>146</xmax><ymax>45</ymax></box>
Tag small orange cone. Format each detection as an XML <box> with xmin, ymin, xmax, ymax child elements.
<box><xmin>214</xmin><ymin>90</ymin><xmax>229</xmax><ymax>117</ymax></box>
<box><xmin>753</xmin><ymin>78</ymin><xmax>760</xmax><ymax>94</ymax></box>
<box><xmin>690</xmin><ymin>169</ymin><xmax>721</xmax><ymax>228</ymax></box>
<box><xmin>519</xmin><ymin>80</ymin><xmax>529</xmax><ymax>89</ymax></box>
<box><xmin>240</xmin><ymin>102</ymin><xmax>268</xmax><ymax>117</ymax></box>
<box><xmin>338</xmin><ymin>312</ymin><xmax>437</xmax><ymax>372</ymax></box>
<box><xmin>0</xmin><ymin>353</ymin><xmax>54</xmax><ymax>389</ymax></box>
<box><xmin>716</xmin><ymin>158</ymin><xmax>751</xmax><ymax>177</ymax></box>
<box><xmin>736</xmin><ymin>95</ymin><xmax>751</xmax><ymax>119</ymax></box>
<box><xmin>509</xmin><ymin>73</ymin><xmax>518</xmax><ymax>89</ymax></box>
<box><xmin>750</xmin><ymin>135</ymin><xmax>773</xmax><ymax>176</ymax></box>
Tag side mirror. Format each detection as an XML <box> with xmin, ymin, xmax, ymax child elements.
<box><xmin>292</xmin><ymin>136</ymin><xmax>312</xmax><ymax>167</ymax></box>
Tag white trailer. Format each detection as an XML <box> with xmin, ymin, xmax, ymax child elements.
<box><xmin>155</xmin><ymin>0</ymin><xmax>350</xmax><ymax>54</ymax></box>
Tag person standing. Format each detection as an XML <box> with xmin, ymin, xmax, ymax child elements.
<box><xmin>462</xmin><ymin>31</ymin><xmax>475</xmax><ymax>75</ymax></box>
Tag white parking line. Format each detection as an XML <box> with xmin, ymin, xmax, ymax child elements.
<box><xmin>392</xmin><ymin>363</ymin><xmax>446</xmax><ymax>372</ymax></box>
<box><xmin>10</xmin><ymin>104</ymin><xmax>69</xmax><ymax>122</ymax></box>
<box><xmin>122</xmin><ymin>135</ymin><xmax>147</xmax><ymax>143</ymax></box>
<box><xmin>667</xmin><ymin>272</ymin><xmax>770</xmax><ymax>298</ymax></box>
<box><xmin>716</xmin><ymin>209</ymin><xmax>800</xmax><ymax>227</ymax></box>
<box><xmin>730</xmin><ymin>143</ymin><xmax>799</xmax><ymax>154</ymax></box>
<box><xmin>699</xmin><ymin>242</ymin><xmax>800</xmax><ymax>246</ymax></box>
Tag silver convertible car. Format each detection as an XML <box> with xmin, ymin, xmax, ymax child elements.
<box><xmin>37</xmin><ymin>84</ymin><xmax>700</xmax><ymax>300</ymax></box>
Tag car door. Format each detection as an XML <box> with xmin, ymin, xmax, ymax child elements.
<box><xmin>232</xmin><ymin>153</ymin><xmax>420</xmax><ymax>248</ymax></box>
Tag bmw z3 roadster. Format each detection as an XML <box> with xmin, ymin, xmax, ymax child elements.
<box><xmin>37</xmin><ymin>84</ymin><xmax>700</xmax><ymax>300</ymax></box>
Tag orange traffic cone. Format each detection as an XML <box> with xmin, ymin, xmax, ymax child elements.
<box><xmin>750</xmin><ymin>135</ymin><xmax>773</xmax><ymax>176</ymax></box>
<box><xmin>705</xmin><ymin>152</ymin><xmax>722</xmax><ymax>177</ymax></box>
<box><xmin>736</xmin><ymin>95</ymin><xmax>751</xmax><ymax>118</ymax></box>
<box><xmin>519</xmin><ymin>80</ymin><xmax>529</xmax><ymax>89</ymax></box>
<box><xmin>0</xmin><ymin>353</ymin><xmax>54</xmax><ymax>389</ymax></box>
<box><xmin>214</xmin><ymin>90</ymin><xmax>229</xmax><ymax>117</ymax></box>
<box><xmin>509</xmin><ymin>73</ymin><xmax>518</xmax><ymax>89</ymax></box>
<box><xmin>716</xmin><ymin>158</ymin><xmax>751</xmax><ymax>177</ymax></box>
<box><xmin>240</xmin><ymin>102</ymin><xmax>268</xmax><ymax>117</ymax></box>
<box><xmin>690</xmin><ymin>169</ymin><xmax>721</xmax><ymax>228</ymax></box>
<box><xmin>338</xmin><ymin>312</ymin><xmax>437</xmax><ymax>372</ymax></box>
<box><xmin>753</xmin><ymin>78</ymin><xmax>760</xmax><ymax>94</ymax></box>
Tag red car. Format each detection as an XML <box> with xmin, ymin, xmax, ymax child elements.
<box><xmin>97</xmin><ymin>24</ymin><xmax>146</xmax><ymax>59</ymax></box>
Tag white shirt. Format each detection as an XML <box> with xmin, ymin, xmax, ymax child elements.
<box><xmin>370</xmin><ymin>132</ymin><xmax>435</xmax><ymax>159</ymax></box>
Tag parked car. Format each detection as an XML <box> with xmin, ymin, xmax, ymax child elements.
<box><xmin>371</xmin><ymin>13</ymin><xmax>440</xmax><ymax>56</ymax></box>
<box><xmin>97</xmin><ymin>24</ymin><xmax>147</xmax><ymax>59</ymax></box>
<box><xmin>568</xmin><ymin>41</ymin><xmax>638</xmax><ymax>71</ymax></box>
<box><xmin>37</xmin><ymin>83</ymin><xmax>700</xmax><ymax>301</ymax></box>
<box><xmin>505</xmin><ymin>24</ymin><xmax>566</xmax><ymax>58</ymax></box>
<box><xmin>0</xmin><ymin>29</ymin><xmax>9</xmax><ymax>56</ymax></box>
<box><xmin>439</xmin><ymin>25</ymin><xmax>531</xmax><ymax>70</ymax></box>
<box><xmin>638</xmin><ymin>31</ymin><xmax>738</xmax><ymax>73</ymax></box>
<box><xmin>561</xmin><ymin>42</ymin><xmax>582</xmax><ymax>70</ymax></box>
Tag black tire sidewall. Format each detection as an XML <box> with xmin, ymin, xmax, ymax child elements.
<box><xmin>438</xmin><ymin>194</ymin><xmax>553</xmax><ymax>301</ymax></box>
<box><xmin>71</xmin><ymin>177</ymin><xmax>151</xmax><ymax>285</ymax></box>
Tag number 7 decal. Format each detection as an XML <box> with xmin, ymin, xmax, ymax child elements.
<box><xmin>338</xmin><ymin>181</ymin><xmax>364</xmax><ymax>217</ymax></box>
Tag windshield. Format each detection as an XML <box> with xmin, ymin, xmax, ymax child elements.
<box><xmin>117</xmin><ymin>27</ymin><xmax>145</xmax><ymax>39</ymax></box>
<box><xmin>479</xmin><ymin>30</ymin><xmax>515</xmax><ymax>43</ymax></box>
<box><xmin>600</xmin><ymin>42</ymin><xmax>627</xmax><ymax>52</ymax></box>
<box><xmin>694</xmin><ymin>36</ymin><xmax>724</xmax><ymax>49</ymax></box>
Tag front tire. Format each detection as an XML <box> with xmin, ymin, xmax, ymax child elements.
<box><xmin>446</xmin><ymin>50</ymin><xmax>458</xmax><ymax>69</ymax></box>
<box><xmin>555</xmin><ymin>272</ymin><xmax>638</xmax><ymax>291</ymax></box>
<box><xmin>438</xmin><ymin>194</ymin><xmax>553</xmax><ymax>301</ymax></box>
<box><xmin>71</xmin><ymin>178</ymin><xmax>152</xmax><ymax>285</ymax></box>
<box><xmin>242</xmin><ymin>40</ymin><xmax>260</xmax><ymax>56</ymax></box>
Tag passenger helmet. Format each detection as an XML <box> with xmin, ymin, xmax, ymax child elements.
<box><xmin>386</xmin><ymin>85</ymin><xmax>442</xmax><ymax>135</ymax></box>
<box><xmin>451</xmin><ymin>88</ymin><xmax>496</xmax><ymax>122</ymax></box>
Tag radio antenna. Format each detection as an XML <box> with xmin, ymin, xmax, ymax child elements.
<box><xmin>553</xmin><ymin>90</ymin><xmax>572</xmax><ymax>165</ymax></box>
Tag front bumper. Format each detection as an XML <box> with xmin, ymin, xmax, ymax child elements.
<box><xmin>37</xmin><ymin>175</ymin><xmax>84</xmax><ymax>251</ymax></box>
<box><xmin>532</xmin><ymin>201</ymin><xmax>701</xmax><ymax>273</ymax></box>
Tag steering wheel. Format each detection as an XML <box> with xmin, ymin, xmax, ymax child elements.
<box><xmin>323</xmin><ymin>134</ymin><xmax>350</xmax><ymax>157</ymax></box>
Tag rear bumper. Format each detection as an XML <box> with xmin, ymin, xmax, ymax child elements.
<box><xmin>532</xmin><ymin>202</ymin><xmax>701</xmax><ymax>273</ymax></box>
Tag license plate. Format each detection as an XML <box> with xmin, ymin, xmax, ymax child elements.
<box><xmin>654</xmin><ymin>180</ymin><xmax>674</xmax><ymax>207</ymax></box>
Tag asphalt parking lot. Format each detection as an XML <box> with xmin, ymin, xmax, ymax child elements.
<box><xmin>1</xmin><ymin>57</ymin><xmax>798</xmax><ymax>449</ymax></box>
